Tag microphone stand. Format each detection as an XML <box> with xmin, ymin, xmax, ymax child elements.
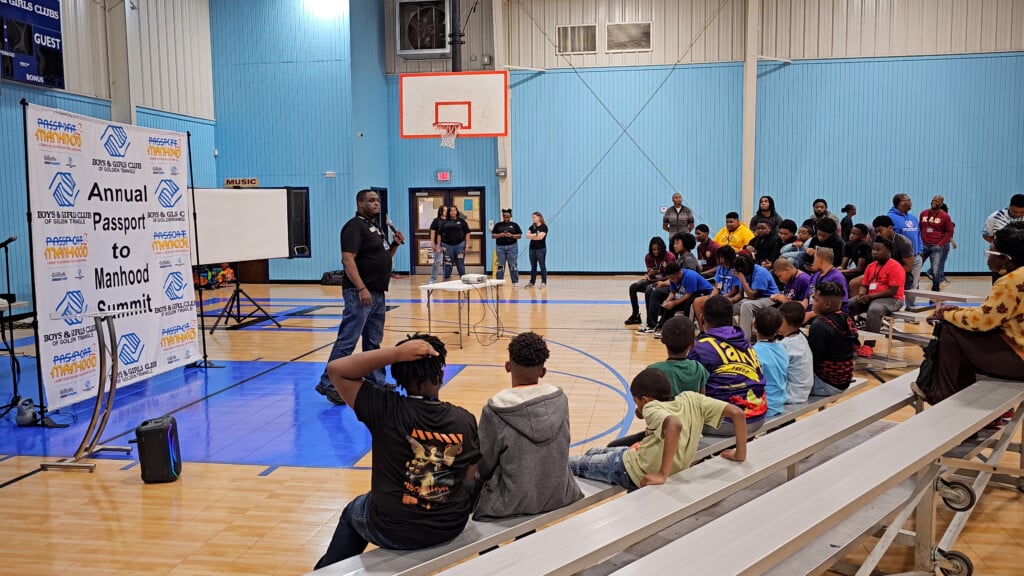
<box><xmin>0</xmin><ymin>241</ymin><xmax>23</xmax><ymax>422</ymax></box>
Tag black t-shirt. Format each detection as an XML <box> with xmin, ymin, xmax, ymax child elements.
<box><xmin>491</xmin><ymin>221</ymin><xmax>522</xmax><ymax>246</ymax></box>
<box><xmin>807</xmin><ymin>233</ymin><xmax>845</xmax><ymax>261</ymax></box>
<box><xmin>440</xmin><ymin>218</ymin><xmax>470</xmax><ymax>245</ymax></box>
<box><xmin>353</xmin><ymin>384</ymin><xmax>481</xmax><ymax>547</ymax></box>
<box><xmin>843</xmin><ymin>240</ymin><xmax>871</xmax><ymax>270</ymax></box>
<box><xmin>340</xmin><ymin>214</ymin><xmax>392</xmax><ymax>293</ymax></box>
<box><xmin>429</xmin><ymin>217</ymin><xmax>443</xmax><ymax>240</ymax></box>
<box><xmin>749</xmin><ymin>234</ymin><xmax>781</xmax><ymax>265</ymax></box>
<box><xmin>529</xmin><ymin>223</ymin><xmax>548</xmax><ymax>250</ymax></box>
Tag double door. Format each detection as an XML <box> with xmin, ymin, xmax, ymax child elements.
<box><xmin>410</xmin><ymin>188</ymin><xmax>485</xmax><ymax>276</ymax></box>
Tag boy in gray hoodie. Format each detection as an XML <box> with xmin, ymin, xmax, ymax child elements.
<box><xmin>474</xmin><ymin>332</ymin><xmax>583</xmax><ymax>520</ymax></box>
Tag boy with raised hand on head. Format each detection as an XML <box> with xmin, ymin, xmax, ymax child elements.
<box><xmin>316</xmin><ymin>334</ymin><xmax>481</xmax><ymax>569</ymax></box>
<box><xmin>778</xmin><ymin>301</ymin><xmax>814</xmax><ymax>404</ymax></box>
<box><xmin>689</xmin><ymin>295</ymin><xmax>768</xmax><ymax>435</ymax></box>
<box><xmin>474</xmin><ymin>332</ymin><xmax>583</xmax><ymax>520</ymax></box>
<box><xmin>752</xmin><ymin>307</ymin><xmax>788</xmax><ymax>417</ymax></box>
<box><xmin>808</xmin><ymin>282</ymin><xmax>859</xmax><ymax>396</ymax></box>
<box><xmin>571</xmin><ymin>368</ymin><xmax>746</xmax><ymax>491</ymax></box>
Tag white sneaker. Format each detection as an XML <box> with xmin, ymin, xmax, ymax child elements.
<box><xmin>636</xmin><ymin>326</ymin><xmax>655</xmax><ymax>334</ymax></box>
<box><xmin>539</xmin><ymin>283</ymin><xmax>546</xmax><ymax>288</ymax></box>
<box><xmin>654</xmin><ymin>331</ymin><xmax>662</xmax><ymax>339</ymax></box>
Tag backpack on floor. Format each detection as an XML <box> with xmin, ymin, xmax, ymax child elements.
<box><xmin>321</xmin><ymin>270</ymin><xmax>345</xmax><ymax>285</ymax></box>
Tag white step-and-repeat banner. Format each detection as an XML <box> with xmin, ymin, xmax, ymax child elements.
<box><xmin>26</xmin><ymin>103</ymin><xmax>199</xmax><ymax>411</ymax></box>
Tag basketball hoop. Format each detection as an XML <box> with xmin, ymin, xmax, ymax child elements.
<box><xmin>434</xmin><ymin>122</ymin><xmax>461</xmax><ymax>149</ymax></box>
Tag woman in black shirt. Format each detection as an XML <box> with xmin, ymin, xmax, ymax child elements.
<box><xmin>440</xmin><ymin>206</ymin><xmax>471</xmax><ymax>280</ymax></box>
<box><xmin>526</xmin><ymin>211</ymin><xmax>548</xmax><ymax>287</ymax></box>
<box><xmin>749</xmin><ymin>195</ymin><xmax>783</xmax><ymax>233</ymax></box>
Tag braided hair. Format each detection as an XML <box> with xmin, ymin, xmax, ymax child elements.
<box><xmin>391</xmin><ymin>333</ymin><xmax>447</xmax><ymax>391</ymax></box>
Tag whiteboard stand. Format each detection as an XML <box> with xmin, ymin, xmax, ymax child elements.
<box><xmin>208</xmin><ymin>276</ymin><xmax>281</xmax><ymax>334</ymax></box>
<box><xmin>39</xmin><ymin>309</ymin><xmax>144</xmax><ymax>472</ymax></box>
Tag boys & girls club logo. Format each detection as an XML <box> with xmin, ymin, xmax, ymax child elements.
<box><xmin>49</xmin><ymin>172</ymin><xmax>80</xmax><ymax>207</ymax></box>
<box><xmin>163</xmin><ymin>271</ymin><xmax>187</xmax><ymax>301</ymax></box>
<box><xmin>101</xmin><ymin>125</ymin><xmax>131</xmax><ymax>158</ymax></box>
<box><xmin>156</xmin><ymin>179</ymin><xmax>182</xmax><ymax>208</ymax></box>
<box><xmin>55</xmin><ymin>290</ymin><xmax>87</xmax><ymax>326</ymax></box>
<box><xmin>117</xmin><ymin>333</ymin><xmax>145</xmax><ymax>366</ymax></box>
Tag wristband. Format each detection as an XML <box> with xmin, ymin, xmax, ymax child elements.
<box><xmin>358</xmin><ymin>287</ymin><xmax>368</xmax><ymax>292</ymax></box>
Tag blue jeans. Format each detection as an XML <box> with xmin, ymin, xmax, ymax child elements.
<box><xmin>529</xmin><ymin>247</ymin><xmax>547</xmax><ymax>284</ymax></box>
<box><xmin>922</xmin><ymin>243</ymin><xmax>950</xmax><ymax>291</ymax></box>
<box><xmin>569</xmin><ymin>447</ymin><xmax>638</xmax><ymax>491</ymax></box>
<box><xmin>496</xmin><ymin>244</ymin><xmax>519</xmax><ymax>283</ymax></box>
<box><xmin>319</xmin><ymin>288</ymin><xmax>386</xmax><ymax>389</ymax></box>
<box><xmin>812</xmin><ymin>375</ymin><xmax>844</xmax><ymax>396</ymax></box>
<box><xmin>905</xmin><ymin>254</ymin><xmax>923</xmax><ymax>307</ymax></box>
<box><xmin>314</xmin><ymin>493</ymin><xmax>426</xmax><ymax>568</ymax></box>
<box><xmin>442</xmin><ymin>241</ymin><xmax>466</xmax><ymax>279</ymax></box>
<box><xmin>429</xmin><ymin>247</ymin><xmax>444</xmax><ymax>283</ymax></box>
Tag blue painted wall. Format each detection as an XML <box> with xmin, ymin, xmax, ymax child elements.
<box><xmin>509</xmin><ymin>64</ymin><xmax>744</xmax><ymax>273</ymax></box>
<box><xmin>385</xmin><ymin>76</ymin><xmax>500</xmax><ymax>272</ymax></box>
<box><xmin>350</xmin><ymin>0</ymin><xmax>389</xmax><ymax>193</ymax></box>
<box><xmin>0</xmin><ymin>84</ymin><xmax>215</xmax><ymax>310</ymax></box>
<box><xmin>210</xmin><ymin>0</ymin><xmax>353</xmax><ymax>280</ymax></box>
<box><xmin>755</xmin><ymin>52</ymin><xmax>1024</xmax><ymax>274</ymax></box>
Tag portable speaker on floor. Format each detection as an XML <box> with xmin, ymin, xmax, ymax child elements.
<box><xmin>132</xmin><ymin>416</ymin><xmax>182</xmax><ymax>483</ymax></box>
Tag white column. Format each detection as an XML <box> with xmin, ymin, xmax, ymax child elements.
<box><xmin>105</xmin><ymin>0</ymin><xmax>142</xmax><ymax>124</ymax></box>
<box><xmin>492</xmin><ymin>0</ymin><xmax>513</xmax><ymax>211</ymax></box>
<box><xmin>741</xmin><ymin>0</ymin><xmax>760</xmax><ymax>223</ymax></box>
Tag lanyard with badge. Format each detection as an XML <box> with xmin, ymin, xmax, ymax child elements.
<box><xmin>358</xmin><ymin>214</ymin><xmax>390</xmax><ymax>251</ymax></box>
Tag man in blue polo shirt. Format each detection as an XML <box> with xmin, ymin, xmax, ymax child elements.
<box><xmin>732</xmin><ymin>254</ymin><xmax>779</xmax><ymax>341</ymax></box>
<box><xmin>887</xmin><ymin>194</ymin><xmax>923</xmax><ymax>307</ymax></box>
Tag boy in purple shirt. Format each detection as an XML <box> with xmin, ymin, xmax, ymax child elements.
<box><xmin>688</xmin><ymin>295</ymin><xmax>768</xmax><ymax>436</ymax></box>
<box><xmin>771</xmin><ymin>258</ymin><xmax>812</xmax><ymax>306</ymax></box>
<box><xmin>805</xmin><ymin>247</ymin><xmax>849</xmax><ymax>323</ymax></box>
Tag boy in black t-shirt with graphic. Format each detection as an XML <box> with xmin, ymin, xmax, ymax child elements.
<box><xmin>315</xmin><ymin>334</ymin><xmax>481</xmax><ymax>568</ymax></box>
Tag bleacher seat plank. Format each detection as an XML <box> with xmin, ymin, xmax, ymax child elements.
<box><xmin>309</xmin><ymin>478</ymin><xmax>621</xmax><ymax>576</ymax></box>
<box><xmin>611</xmin><ymin>378</ymin><xmax>1024</xmax><ymax>576</ymax></box>
<box><xmin>434</xmin><ymin>373</ymin><xmax>917</xmax><ymax>576</ymax></box>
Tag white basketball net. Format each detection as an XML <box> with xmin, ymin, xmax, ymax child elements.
<box><xmin>434</xmin><ymin>122</ymin><xmax>461</xmax><ymax>149</ymax></box>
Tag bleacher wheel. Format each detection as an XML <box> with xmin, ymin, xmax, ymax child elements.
<box><xmin>936</xmin><ymin>478</ymin><xmax>976</xmax><ymax>512</ymax></box>
<box><xmin>934</xmin><ymin>548</ymin><xmax>973</xmax><ymax>576</ymax></box>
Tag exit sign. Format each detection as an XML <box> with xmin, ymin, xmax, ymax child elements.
<box><xmin>436</xmin><ymin>171</ymin><xmax>451</xmax><ymax>182</ymax></box>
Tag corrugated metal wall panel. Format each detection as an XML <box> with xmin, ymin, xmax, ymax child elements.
<box><xmin>755</xmin><ymin>53</ymin><xmax>1024</xmax><ymax>274</ymax></box>
<box><xmin>386</xmin><ymin>0</ymin><xmax>496</xmax><ymax>74</ymax></box>
<box><xmin>508</xmin><ymin>64</ymin><xmax>743</xmax><ymax>272</ymax></box>
<box><xmin>210</xmin><ymin>0</ymin><xmax>353</xmax><ymax>281</ymax></box>
<box><xmin>506</xmin><ymin>0</ymin><xmax>745</xmax><ymax>70</ymax></box>
<box><xmin>762</xmin><ymin>0</ymin><xmax>1024</xmax><ymax>60</ymax></box>
<box><xmin>384</xmin><ymin>76</ymin><xmax>500</xmax><ymax>273</ymax></box>
<box><xmin>61</xmin><ymin>0</ymin><xmax>110</xmax><ymax>99</ymax></box>
<box><xmin>0</xmin><ymin>85</ymin><xmax>111</xmax><ymax>309</ymax></box>
<box><xmin>137</xmin><ymin>0</ymin><xmax>215</xmax><ymax>119</ymax></box>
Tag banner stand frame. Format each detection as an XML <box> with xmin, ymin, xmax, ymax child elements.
<box><xmin>40</xmin><ymin>311</ymin><xmax>135</xmax><ymax>472</ymax></box>
<box><xmin>20</xmin><ymin>99</ymin><xmax>68</xmax><ymax>429</ymax></box>
<box><xmin>185</xmin><ymin>131</ymin><xmax>220</xmax><ymax>370</ymax></box>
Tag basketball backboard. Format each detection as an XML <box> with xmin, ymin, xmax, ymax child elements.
<box><xmin>399</xmin><ymin>70</ymin><xmax>508</xmax><ymax>138</ymax></box>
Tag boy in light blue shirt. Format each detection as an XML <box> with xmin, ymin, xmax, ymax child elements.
<box><xmin>778</xmin><ymin>301</ymin><xmax>814</xmax><ymax>404</ymax></box>
<box><xmin>751</xmin><ymin>307</ymin><xmax>788</xmax><ymax>417</ymax></box>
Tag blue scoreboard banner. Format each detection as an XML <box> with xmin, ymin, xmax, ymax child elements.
<box><xmin>1</xmin><ymin>0</ymin><xmax>64</xmax><ymax>89</ymax></box>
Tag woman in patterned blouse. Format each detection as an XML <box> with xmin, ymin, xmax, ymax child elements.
<box><xmin>915</xmin><ymin>222</ymin><xmax>1024</xmax><ymax>404</ymax></box>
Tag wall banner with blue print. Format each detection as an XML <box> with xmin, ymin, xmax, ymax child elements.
<box><xmin>26</xmin><ymin>103</ymin><xmax>199</xmax><ymax>411</ymax></box>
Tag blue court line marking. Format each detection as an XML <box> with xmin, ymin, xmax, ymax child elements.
<box><xmin>545</xmin><ymin>338</ymin><xmax>634</xmax><ymax>438</ymax></box>
<box><xmin>12</xmin><ymin>336</ymin><xmax>35</xmax><ymax>348</ymax></box>
<box><xmin>120</xmin><ymin>461</ymin><xmax>139</xmax><ymax>471</ymax></box>
<box><xmin>259</xmin><ymin>465</ymin><xmax>279</xmax><ymax>476</ymax></box>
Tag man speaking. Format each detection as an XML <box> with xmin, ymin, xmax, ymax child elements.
<box><xmin>316</xmin><ymin>189</ymin><xmax>404</xmax><ymax>405</ymax></box>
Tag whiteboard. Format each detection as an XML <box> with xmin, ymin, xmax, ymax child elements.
<box><xmin>187</xmin><ymin>188</ymin><xmax>290</xmax><ymax>265</ymax></box>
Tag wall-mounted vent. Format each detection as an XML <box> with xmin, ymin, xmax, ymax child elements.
<box><xmin>556</xmin><ymin>25</ymin><xmax>598</xmax><ymax>55</ymax></box>
<box><xmin>607</xmin><ymin>22</ymin><xmax>652</xmax><ymax>53</ymax></box>
<box><xmin>397</xmin><ymin>0</ymin><xmax>451</xmax><ymax>59</ymax></box>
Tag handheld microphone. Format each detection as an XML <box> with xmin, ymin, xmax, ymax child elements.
<box><xmin>0</xmin><ymin>235</ymin><xmax>17</xmax><ymax>249</ymax></box>
<box><xmin>385</xmin><ymin>218</ymin><xmax>404</xmax><ymax>245</ymax></box>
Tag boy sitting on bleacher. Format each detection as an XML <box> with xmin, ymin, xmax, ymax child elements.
<box><xmin>570</xmin><ymin>368</ymin><xmax>747</xmax><ymax>491</ymax></box>
<box><xmin>315</xmin><ymin>334</ymin><xmax>480</xmax><ymax>568</ymax></box>
<box><xmin>474</xmin><ymin>332</ymin><xmax>583</xmax><ymax>520</ymax></box>
<box><xmin>778</xmin><ymin>301</ymin><xmax>814</xmax><ymax>404</ymax></box>
<box><xmin>808</xmin><ymin>282</ymin><xmax>859</xmax><ymax>395</ymax></box>
<box><xmin>752</xmin><ymin>307</ymin><xmax>788</xmax><ymax>417</ymax></box>
<box><xmin>689</xmin><ymin>295</ymin><xmax>768</xmax><ymax>435</ymax></box>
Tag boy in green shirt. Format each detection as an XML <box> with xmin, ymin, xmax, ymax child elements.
<box><xmin>570</xmin><ymin>368</ymin><xmax>747</xmax><ymax>490</ymax></box>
